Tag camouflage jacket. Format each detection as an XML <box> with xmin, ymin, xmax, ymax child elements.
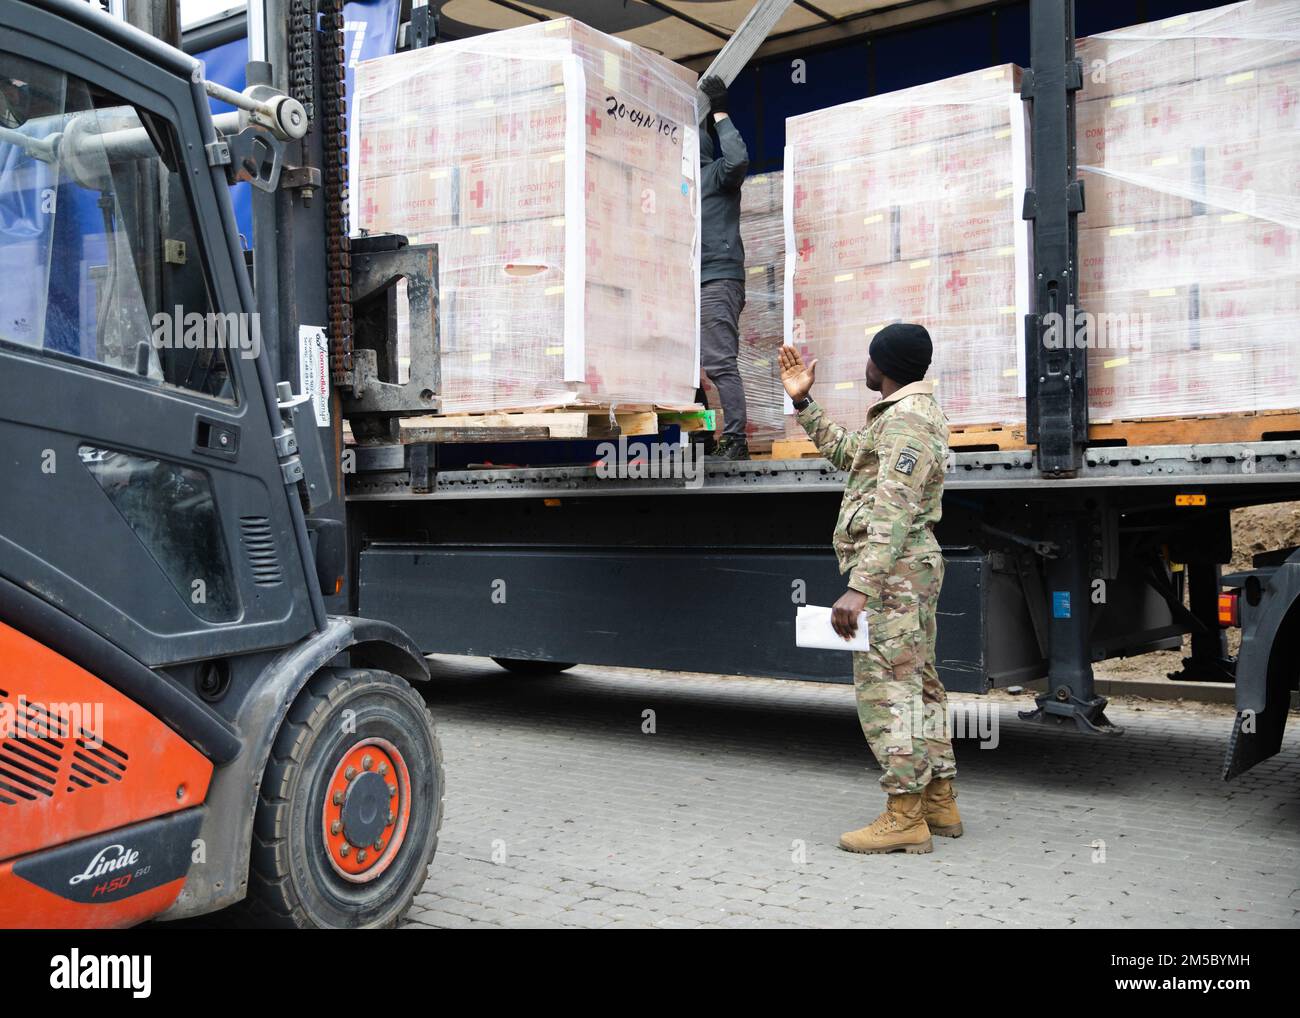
<box><xmin>797</xmin><ymin>381</ymin><xmax>948</xmax><ymax>600</ymax></box>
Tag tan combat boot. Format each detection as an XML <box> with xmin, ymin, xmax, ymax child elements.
<box><xmin>922</xmin><ymin>777</ymin><xmax>963</xmax><ymax>837</ymax></box>
<box><xmin>838</xmin><ymin>793</ymin><xmax>933</xmax><ymax>854</ymax></box>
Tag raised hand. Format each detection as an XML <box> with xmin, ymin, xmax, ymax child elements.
<box><xmin>700</xmin><ymin>74</ymin><xmax>729</xmax><ymax>117</ymax></box>
<box><xmin>778</xmin><ymin>344</ymin><xmax>817</xmax><ymax>402</ymax></box>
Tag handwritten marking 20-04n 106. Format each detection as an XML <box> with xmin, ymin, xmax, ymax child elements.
<box><xmin>605</xmin><ymin>95</ymin><xmax>679</xmax><ymax>144</ymax></box>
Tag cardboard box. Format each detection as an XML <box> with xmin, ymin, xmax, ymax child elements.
<box><xmin>785</xmin><ymin>65</ymin><xmax>1023</xmax><ymax>164</ymax></box>
<box><xmin>784</xmin><ymin>65</ymin><xmax>1029</xmax><ymax>428</ymax></box>
<box><xmin>354</xmin><ymin>17</ymin><xmax>701</xmax><ymax>413</ymax></box>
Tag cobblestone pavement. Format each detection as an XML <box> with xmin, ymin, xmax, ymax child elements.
<box><xmin>405</xmin><ymin>657</ymin><xmax>1300</xmax><ymax>929</ymax></box>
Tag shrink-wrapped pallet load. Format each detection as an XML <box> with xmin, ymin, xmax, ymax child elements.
<box><xmin>738</xmin><ymin>172</ymin><xmax>788</xmax><ymax>445</ymax></box>
<box><xmin>783</xmin><ymin>65</ymin><xmax>1030</xmax><ymax>431</ymax></box>
<box><xmin>1077</xmin><ymin>0</ymin><xmax>1300</xmax><ymax>421</ymax></box>
<box><xmin>353</xmin><ymin>18</ymin><xmax>702</xmax><ymax>414</ymax></box>
<box><xmin>700</xmin><ymin>171</ymin><xmax>787</xmax><ymax>446</ymax></box>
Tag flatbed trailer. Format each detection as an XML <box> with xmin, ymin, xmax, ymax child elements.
<box><xmin>342</xmin><ymin>432</ymin><xmax>1300</xmax><ymax>781</ymax></box>
<box><xmin>192</xmin><ymin>0</ymin><xmax>1298</xmax><ymax>784</ymax></box>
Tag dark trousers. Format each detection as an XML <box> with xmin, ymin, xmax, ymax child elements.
<box><xmin>699</xmin><ymin>277</ymin><xmax>747</xmax><ymax>441</ymax></box>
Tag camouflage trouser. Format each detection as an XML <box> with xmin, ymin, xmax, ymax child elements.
<box><xmin>851</xmin><ymin>550</ymin><xmax>957</xmax><ymax>794</ymax></box>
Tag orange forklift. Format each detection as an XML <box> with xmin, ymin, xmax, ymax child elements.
<box><xmin>0</xmin><ymin>0</ymin><xmax>443</xmax><ymax>927</ymax></box>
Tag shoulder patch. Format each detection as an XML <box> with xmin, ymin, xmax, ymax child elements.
<box><xmin>894</xmin><ymin>449</ymin><xmax>919</xmax><ymax>475</ymax></box>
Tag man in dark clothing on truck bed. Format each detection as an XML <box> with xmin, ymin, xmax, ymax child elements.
<box><xmin>698</xmin><ymin>74</ymin><xmax>750</xmax><ymax>461</ymax></box>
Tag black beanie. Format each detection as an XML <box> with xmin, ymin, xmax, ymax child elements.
<box><xmin>869</xmin><ymin>323</ymin><xmax>932</xmax><ymax>384</ymax></box>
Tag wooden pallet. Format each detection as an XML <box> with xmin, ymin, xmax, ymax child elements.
<box><xmin>1087</xmin><ymin>409</ymin><xmax>1300</xmax><ymax>447</ymax></box>
<box><xmin>770</xmin><ymin>427</ymin><xmax>1032</xmax><ymax>456</ymax></box>
<box><xmin>948</xmin><ymin>409</ymin><xmax>1300</xmax><ymax>452</ymax></box>
<box><xmin>398</xmin><ymin>403</ymin><xmax>712</xmax><ymax>443</ymax></box>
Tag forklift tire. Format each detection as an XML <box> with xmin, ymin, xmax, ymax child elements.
<box><xmin>241</xmin><ymin>667</ymin><xmax>444</xmax><ymax>928</ymax></box>
<box><xmin>492</xmin><ymin>658</ymin><xmax>577</xmax><ymax>675</ymax></box>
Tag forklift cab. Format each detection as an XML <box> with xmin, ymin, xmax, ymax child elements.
<box><xmin>0</xmin><ymin>0</ymin><xmax>442</xmax><ymax>928</ymax></box>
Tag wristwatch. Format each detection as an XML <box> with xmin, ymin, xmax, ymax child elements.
<box><xmin>793</xmin><ymin>395</ymin><xmax>814</xmax><ymax>412</ymax></box>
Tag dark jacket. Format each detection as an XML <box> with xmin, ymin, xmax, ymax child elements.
<box><xmin>700</xmin><ymin>117</ymin><xmax>749</xmax><ymax>283</ymax></box>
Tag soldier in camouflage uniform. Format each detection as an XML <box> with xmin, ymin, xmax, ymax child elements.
<box><xmin>778</xmin><ymin>323</ymin><xmax>961</xmax><ymax>855</ymax></box>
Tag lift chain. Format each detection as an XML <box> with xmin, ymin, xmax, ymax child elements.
<box><xmin>290</xmin><ymin>0</ymin><xmax>354</xmax><ymax>386</ymax></box>
<box><xmin>318</xmin><ymin>0</ymin><xmax>354</xmax><ymax>387</ymax></box>
<box><xmin>288</xmin><ymin>0</ymin><xmax>315</xmax><ymax>121</ymax></box>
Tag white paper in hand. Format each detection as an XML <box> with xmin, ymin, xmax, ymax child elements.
<box><xmin>795</xmin><ymin>605</ymin><xmax>870</xmax><ymax>652</ymax></box>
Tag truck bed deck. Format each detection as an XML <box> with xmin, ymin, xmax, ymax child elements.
<box><xmin>349</xmin><ymin>438</ymin><xmax>1300</xmax><ymax>500</ymax></box>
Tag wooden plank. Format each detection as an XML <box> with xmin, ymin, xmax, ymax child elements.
<box><xmin>771</xmin><ymin>437</ymin><xmax>821</xmax><ymax>459</ymax></box>
<box><xmin>402</xmin><ymin>412</ymin><xmax>591</xmax><ymax>438</ymax></box>
<box><xmin>402</xmin><ymin>426</ymin><xmax>552</xmax><ymax>444</ymax></box>
<box><xmin>948</xmin><ymin>422</ymin><xmax>1029</xmax><ymax>451</ymax></box>
<box><xmin>617</xmin><ymin>410</ymin><xmax>660</xmax><ymax>437</ymax></box>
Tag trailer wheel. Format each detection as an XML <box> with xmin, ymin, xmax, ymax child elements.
<box><xmin>492</xmin><ymin>657</ymin><xmax>577</xmax><ymax>675</ymax></box>
<box><xmin>242</xmin><ymin>668</ymin><xmax>444</xmax><ymax>928</ymax></box>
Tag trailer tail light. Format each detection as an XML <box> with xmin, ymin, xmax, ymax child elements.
<box><xmin>1175</xmin><ymin>493</ymin><xmax>1207</xmax><ymax>507</ymax></box>
<box><xmin>1218</xmin><ymin>592</ymin><xmax>1240</xmax><ymax>627</ymax></box>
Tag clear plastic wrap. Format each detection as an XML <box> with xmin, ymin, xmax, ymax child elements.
<box><xmin>354</xmin><ymin>18</ymin><xmax>701</xmax><ymax>414</ymax></box>
<box><xmin>699</xmin><ymin>171</ymin><xmax>786</xmax><ymax>444</ymax></box>
<box><xmin>1077</xmin><ymin>0</ymin><xmax>1300</xmax><ymax>420</ymax></box>
<box><xmin>783</xmin><ymin>65</ymin><xmax>1029</xmax><ymax>430</ymax></box>
<box><xmin>738</xmin><ymin>172</ymin><xmax>787</xmax><ymax>443</ymax></box>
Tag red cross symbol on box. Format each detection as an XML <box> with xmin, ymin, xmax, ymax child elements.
<box><xmin>797</xmin><ymin>237</ymin><xmax>814</xmax><ymax>262</ymax></box>
<box><xmin>794</xmin><ymin>184</ymin><xmax>808</xmax><ymax>210</ymax></box>
<box><xmin>945</xmin><ymin>268</ymin><xmax>967</xmax><ymax>294</ymax></box>
<box><xmin>1149</xmin><ymin>107</ymin><xmax>1182</xmax><ymax>134</ymax></box>
<box><xmin>360</xmin><ymin>135</ymin><xmax>372</xmax><ymax>161</ymax></box>
<box><xmin>362</xmin><ymin>195</ymin><xmax>378</xmax><ymax>222</ymax></box>
<box><xmin>794</xmin><ymin>291</ymin><xmax>809</xmax><ymax>317</ymax></box>
<box><xmin>470</xmin><ymin>178</ymin><xmax>486</xmax><ymax>208</ymax></box>
<box><xmin>1263</xmin><ymin>228</ymin><xmax>1294</xmax><ymax>258</ymax></box>
<box><xmin>587</xmin><ymin>237</ymin><xmax>602</xmax><ymax>261</ymax></box>
<box><xmin>863</xmin><ymin>281</ymin><xmax>882</xmax><ymax>303</ymax></box>
<box><xmin>585</xmin><ymin>108</ymin><xmax>602</xmax><ymax>135</ymax></box>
